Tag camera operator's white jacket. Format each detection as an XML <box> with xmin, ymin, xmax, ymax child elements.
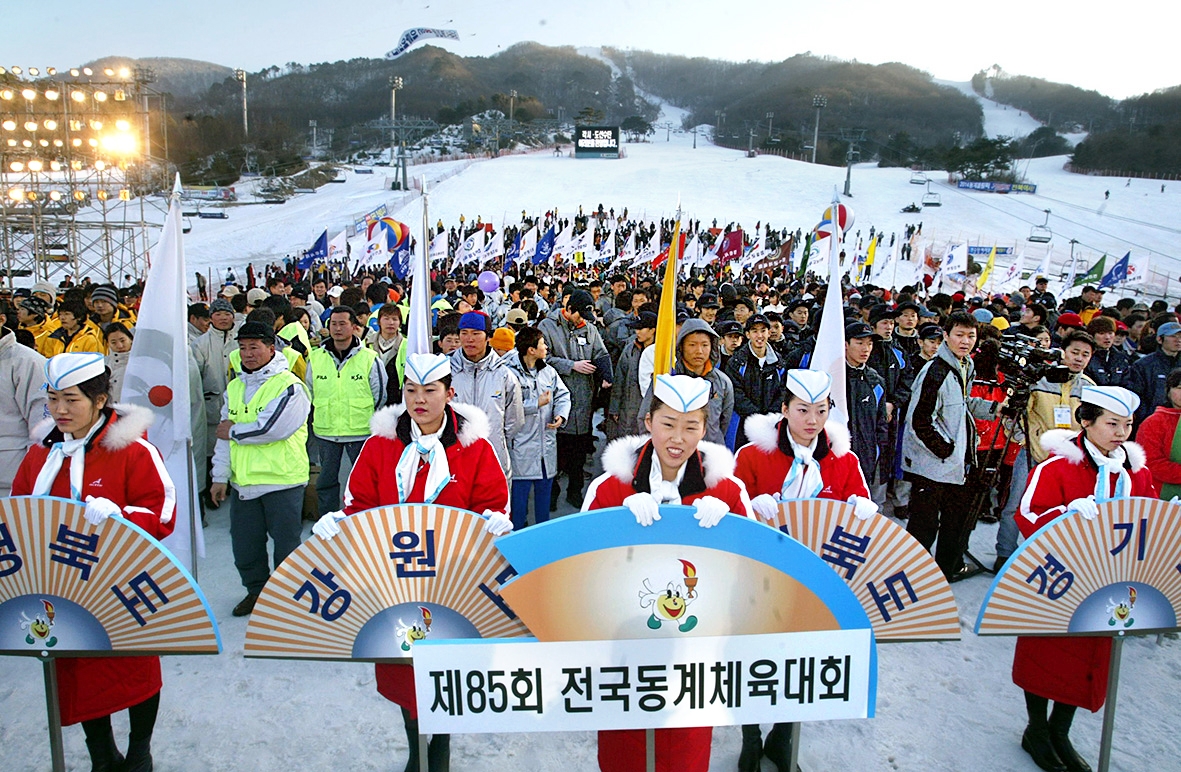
<box><xmin>901</xmin><ymin>342</ymin><xmax>998</xmax><ymax>485</ymax></box>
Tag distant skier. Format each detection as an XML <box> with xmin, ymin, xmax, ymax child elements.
<box><xmin>1104</xmin><ymin>190</ymin><xmax>1110</xmax><ymax>200</ymax></box>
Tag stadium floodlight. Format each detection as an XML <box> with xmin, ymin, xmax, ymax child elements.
<box><xmin>11</xmin><ymin>66</ymin><xmax>22</xmax><ymax>75</ymax></box>
<box><xmin>1</xmin><ymin>120</ymin><xmax>14</xmax><ymax>131</ymax></box>
<box><xmin>43</xmin><ymin>119</ymin><xmax>57</xmax><ymax>130</ymax></box>
<box><xmin>1</xmin><ymin>90</ymin><xmax>13</xmax><ymax>100</ymax></box>
<box><xmin>82</xmin><ymin>67</ymin><xmax>92</xmax><ymax>76</ymax></box>
<box><xmin>24</xmin><ymin>121</ymin><xmax>38</xmax><ymax>131</ymax></box>
<box><xmin>46</xmin><ymin>67</ymin><xmax>56</xmax><ymax>76</ymax></box>
<box><xmin>21</xmin><ymin>88</ymin><xmax>36</xmax><ymax>100</ymax></box>
<box><xmin>27</xmin><ymin>160</ymin><xmax>42</xmax><ymax>172</ymax></box>
<box><xmin>71</xmin><ymin>90</ymin><xmax>86</xmax><ymax>102</ymax></box>
<box><xmin>70</xmin><ymin>68</ymin><xmax>80</xmax><ymax>77</ymax></box>
<box><xmin>94</xmin><ymin>90</ymin><xmax>107</xmax><ymax>102</ymax></box>
<box><xmin>118</xmin><ymin>67</ymin><xmax>130</xmax><ymax>79</ymax></box>
<box><xmin>8</xmin><ymin>187</ymin><xmax>24</xmax><ymax>201</ymax></box>
<box><xmin>45</xmin><ymin>89</ymin><xmax>59</xmax><ymax>100</ymax></box>
<box><xmin>104</xmin><ymin>68</ymin><xmax>114</xmax><ymax>77</ymax></box>
<box><xmin>29</xmin><ymin>68</ymin><xmax>39</xmax><ymax>76</ymax></box>
<box><xmin>9</xmin><ymin>161</ymin><xmax>24</xmax><ymax>172</ymax></box>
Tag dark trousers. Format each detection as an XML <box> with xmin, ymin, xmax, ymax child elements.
<box><xmin>315</xmin><ymin>438</ymin><xmax>365</xmax><ymax>516</ymax></box>
<box><xmin>905</xmin><ymin>476</ymin><xmax>969</xmax><ymax>578</ymax></box>
<box><xmin>511</xmin><ymin>478</ymin><xmax>554</xmax><ymax>529</ymax></box>
<box><xmin>230</xmin><ymin>486</ymin><xmax>306</xmax><ymax>596</ymax></box>
<box><xmin>556</xmin><ymin>432</ymin><xmax>593</xmax><ymax>502</ymax></box>
<box><xmin>81</xmin><ymin>692</ymin><xmax>160</xmax><ymax>743</ymax></box>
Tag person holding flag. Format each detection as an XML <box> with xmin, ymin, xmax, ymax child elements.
<box><xmin>12</xmin><ymin>353</ymin><xmax>176</xmax><ymax>772</ymax></box>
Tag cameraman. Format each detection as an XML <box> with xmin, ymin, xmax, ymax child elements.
<box><xmin>901</xmin><ymin>311</ymin><xmax>1001</xmax><ymax>579</ymax></box>
<box><xmin>995</xmin><ymin>329</ymin><xmax>1096</xmax><ymax>567</ymax></box>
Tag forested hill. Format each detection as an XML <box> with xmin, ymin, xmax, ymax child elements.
<box><xmin>610</xmin><ymin>48</ymin><xmax>984</xmax><ymax>164</ymax></box>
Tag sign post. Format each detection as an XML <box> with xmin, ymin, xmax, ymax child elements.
<box><xmin>976</xmin><ymin>497</ymin><xmax>1181</xmax><ymax>772</ymax></box>
<box><xmin>0</xmin><ymin>497</ymin><xmax>222</xmax><ymax>772</ymax></box>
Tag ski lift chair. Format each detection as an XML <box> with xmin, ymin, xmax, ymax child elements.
<box><xmin>1028</xmin><ymin>209</ymin><xmax>1052</xmax><ymax>243</ymax></box>
<box><xmin>921</xmin><ymin>181</ymin><xmax>941</xmax><ymax>207</ymax></box>
<box><xmin>910</xmin><ymin>171</ymin><xmax>928</xmax><ymax>185</ymax></box>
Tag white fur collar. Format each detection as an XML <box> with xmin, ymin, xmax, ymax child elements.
<box><xmin>1040</xmin><ymin>428</ymin><xmax>1146</xmax><ymax>472</ymax></box>
<box><xmin>369</xmin><ymin>401</ymin><xmax>490</xmax><ymax>448</ymax></box>
<box><xmin>101</xmin><ymin>404</ymin><xmax>156</xmax><ymax>451</ymax></box>
<box><xmin>742</xmin><ymin>413</ymin><xmax>850</xmax><ymax>458</ymax></box>
<box><xmin>600</xmin><ymin>434</ymin><xmax>735</xmax><ymax>489</ymax></box>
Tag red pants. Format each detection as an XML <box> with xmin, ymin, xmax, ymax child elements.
<box><xmin>598</xmin><ymin>727</ymin><xmax>712</xmax><ymax>772</ymax></box>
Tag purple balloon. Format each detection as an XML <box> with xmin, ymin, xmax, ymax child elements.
<box><xmin>477</xmin><ymin>271</ymin><xmax>500</xmax><ymax>293</ymax></box>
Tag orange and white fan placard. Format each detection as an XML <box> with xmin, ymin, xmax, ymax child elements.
<box><xmin>976</xmin><ymin>497</ymin><xmax>1181</xmax><ymax>636</ymax></box>
<box><xmin>244</xmin><ymin>504</ymin><xmax>530</xmax><ymax>661</ymax></box>
<box><xmin>774</xmin><ymin>498</ymin><xmax>961</xmax><ymax>641</ymax></box>
<box><xmin>0</xmin><ymin>497</ymin><xmax>221</xmax><ymax>656</ymax></box>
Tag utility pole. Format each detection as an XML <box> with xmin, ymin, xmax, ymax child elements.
<box><xmin>235</xmin><ymin>69</ymin><xmax>248</xmax><ymax>136</ymax></box>
<box><xmin>766</xmin><ymin>111</ymin><xmax>774</xmax><ymax>138</ymax></box>
<box><xmin>839</xmin><ymin>128</ymin><xmax>866</xmax><ymax>196</ymax></box>
<box><xmin>389</xmin><ymin>76</ymin><xmax>403</xmax><ymax>188</ymax></box>
<box><xmin>811</xmin><ymin>95</ymin><xmax>826</xmax><ymax>163</ymax></box>
<box><xmin>509</xmin><ymin>89</ymin><xmax>517</xmax><ymax>131</ymax></box>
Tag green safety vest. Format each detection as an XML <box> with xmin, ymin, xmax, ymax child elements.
<box><xmin>307</xmin><ymin>345</ymin><xmax>379</xmax><ymax>437</ymax></box>
<box><xmin>226</xmin><ymin>370</ymin><xmax>308</xmax><ymax>487</ymax></box>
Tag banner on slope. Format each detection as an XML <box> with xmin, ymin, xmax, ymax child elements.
<box><xmin>414</xmin><ymin>628</ymin><xmax>873</xmax><ymax>733</ymax></box>
<box><xmin>0</xmin><ymin>497</ymin><xmax>221</xmax><ymax>656</ymax></box>
<box><xmin>385</xmin><ymin>28</ymin><xmax>460</xmax><ymax>60</ymax></box>
<box><xmin>772</xmin><ymin>499</ymin><xmax>960</xmax><ymax>641</ymax></box>
<box><xmin>976</xmin><ymin>497</ymin><xmax>1181</xmax><ymax>637</ymax></box>
<box><xmin>243</xmin><ymin>505</ymin><xmax>530</xmax><ymax>661</ymax></box>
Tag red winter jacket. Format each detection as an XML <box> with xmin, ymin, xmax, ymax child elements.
<box><xmin>1134</xmin><ymin>406</ymin><xmax>1181</xmax><ymax>490</ymax></box>
<box><xmin>12</xmin><ymin>405</ymin><xmax>176</xmax><ymax>725</ymax></box>
<box><xmin>583</xmin><ymin>434</ymin><xmax>749</xmax><ymax>772</ymax></box>
<box><xmin>1012</xmin><ymin>429</ymin><xmax>1156</xmax><ymax>711</ymax></box>
<box><xmin>341</xmin><ymin>401</ymin><xmax>509</xmax><ymax>716</ymax></box>
<box><xmin>733</xmin><ymin>413</ymin><xmax>870</xmax><ymax>502</ymax></box>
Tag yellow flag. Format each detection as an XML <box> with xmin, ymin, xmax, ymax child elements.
<box><xmin>865</xmin><ymin>238</ymin><xmax>877</xmax><ymax>266</ymax></box>
<box><xmin>978</xmin><ymin>245</ymin><xmax>997</xmax><ymax>287</ymax></box>
<box><xmin>652</xmin><ymin>217</ymin><xmax>682</xmax><ymax>376</ymax></box>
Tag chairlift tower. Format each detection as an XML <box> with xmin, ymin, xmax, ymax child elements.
<box><xmin>839</xmin><ymin>128</ymin><xmax>866</xmax><ymax>196</ymax></box>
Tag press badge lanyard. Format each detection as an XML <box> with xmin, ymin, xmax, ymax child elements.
<box><xmin>1053</xmin><ymin>382</ymin><xmax>1073</xmax><ymax>429</ymax></box>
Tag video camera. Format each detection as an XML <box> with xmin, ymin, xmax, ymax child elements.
<box><xmin>993</xmin><ymin>334</ymin><xmax>1072</xmax><ymax>412</ymax></box>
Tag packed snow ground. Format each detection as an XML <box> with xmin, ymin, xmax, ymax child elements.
<box><xmin>181</xmin><ymin>121</ymin><xmax>1181</xmax><ymax>301</ymax></box>
<box><xmin>4</xmin><ymin>509</ymin><xmax>1180</xmax><ymax>771</ymax></box>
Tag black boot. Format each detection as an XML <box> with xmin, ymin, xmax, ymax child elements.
<box><xmin>738</xmin><ymin>724</ymin><xmax>763</xmax><ymax>772</ymax></box>
<box><xmin>83</xmin><ymin>725</ymin><xmax>123</xmax><ymax>772</ymax></box>
<box><xmin>763</xmin><ymin>722</ymin><xmax>801</xmax><ymax>772</ymax></box>
<box><xmin>1022</xmin><ymin>692</ymin><xmax>1067</xmax><ymax>772</ymax></box>
<box><xmin>428</xmin><ymin>733</ymin><xmax>450</xmax><ymax>772</ymax></box>
<box><xmin>1048</xmin><ymin>703</ymin><xmax>1092</xmax><ymax>772</ymax></box>
<box><xmin>549</xmin><ymin>481</ymin><xmax>560</xmax><ymax>512</ymax></box>
<box><xmin>122</xmin><ymin>739</ymin><xmax>153</xmax><ymax>772</ymax></box>
<box><xmin>401</xmin><ymin>708</ymin><xmax>420</xmax><ymax>772</ymax></box>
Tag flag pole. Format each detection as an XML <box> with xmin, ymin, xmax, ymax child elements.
<box><xmin>185</xmin><ymin>439</ymin><xmax>199</xmax><ymax>582</ymax></box>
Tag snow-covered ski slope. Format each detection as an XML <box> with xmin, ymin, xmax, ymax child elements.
<box><xmin>185</xmin><ymin>126</ymin><xmax>1181</xmax><ymax>299</ymax></box>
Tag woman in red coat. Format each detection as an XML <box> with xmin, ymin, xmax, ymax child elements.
<box><xmin>311</xmin><ymin>352</ymin><xmax>511</xmax><ymax>772</ymax></box>
<box><xmin>1131</xmin><ymin>367</ymin><xmax>1181</xmax><ymax>499</ymax></box>
<box><xmin>582</xmin><ymin>374</ymin><xmax>753</xmax><ymax>772</ymax></box>
<box><xmin>732</xmin><ymin>368</ymin><xmax>876</xmax><ymax>772</ymax></box>
<box><xmin>11</xmin><ymin>352</ymin><xmax>175</xmax><ymax>772</ymax></box>
<box><xmin>1013</xmin><ymin>384</ymin><xmax>1156</xmax><ymax>772</ymax></box>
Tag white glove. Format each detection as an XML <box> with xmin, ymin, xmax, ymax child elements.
<box><xmin>750</xmin><ymin>493</ymin><xmax>781</xmax><ymax>522</ymax></box>
<box><xmin>693</xmin><ymin>496</ymin><xmax>730</xmax><ymax>529</ymax></box>
<box><xmin>311</xmin><ymin>510</ymin><xmax>348</xmax><ymax>540</ymax></box>
<box><xmin>623</xmin><ymin>492</ymin><xmax>661</xmax><ymax>527</ymax></box>
<box><xmin>847</xmin><ymin>495</ymin><xmax>879</xmax><ymax>521</ymax></box>
<box><xmin>1067</xmin><ymin>496</ymin><xmax>1099</xmax><ymax>521</ymax></box>
<box><xmin>481</xmin><ymin>510</ymin><xmax>514</xmax><ymax>536</ymax></box>
<box><xmin>83</xmin><ymin>496</ymin><xmax>121</xmax><ymax>525</ymax></box>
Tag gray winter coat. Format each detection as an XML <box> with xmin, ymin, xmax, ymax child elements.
<box><xmin>0</xmin><ymin>331</ymin><xmax>46</xmax><ymax>496</ymax></box>
<box><xmin>636</xmin><ymin>319</ymin><xmax>734</xmax><ymax>446</ymax></box>
<box><xmin>191</xmin><ymin>326</ymin><xmax>238</xmax><ymax>457</ymax></box>
<box><xmin>607</xmin><ymin>339</ymin><xmax>648</xmax><ymax>441</ymax></box>
<box><xmin>450</xmin><ymin>347</ymin><xmax>524</xmax><ymax>477</ymax></box>
<box><xmin>901</xmin><ymin>342</ymin><xmax>997</xmax><ymax>484</ymax></box>
<box><xmin>537</xmin><ymin>314</ymin><xmax>611</xmax><ymax>436</ymax></box>
<box><xmin>502</xmin><ymin>350</ymin><xmax>571</xmax><ymax>480</ymax></box>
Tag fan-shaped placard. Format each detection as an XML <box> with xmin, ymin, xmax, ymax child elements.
<box><xmin>976</xmin><ymin>497</ymin><xmax>1181</xmax><ymax>636</ymax></box>
<box><xmin>496</xmin><ymin>506</ymin><xmax>873</xmax><ymax>643</ymax></box>
<box><xmin>775</xmin><ymin>499</ymin><xmax>960</xmax><ymax>641</ymax></box>
<box><xmin>244</xmin><ymin>504</ymin><xmax>530</xmax><ymax>661</ymax></box>
<box><xmin>0</xmin><ymin>497</ymin><xmax>221</xmax><ymax>656</ymax></box>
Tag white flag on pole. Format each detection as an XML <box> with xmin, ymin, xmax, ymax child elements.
<box><xmin>611</xmin><ymin>231</ymin><xmax>636</xmax><ymax>271</ymax></box>
<box><xmin>597</xmin><ymin>223</ymin><xmax>617</xmax><ymax>263</ymax></box>
<box><xmin>682</xmin><ymin>234</ymin><xmax>703</xmax><ymax>277</ymax></box>
<box><xmin>811</xmin><ymin>193</ymin><xmax>848</xmax><ymax>426</ymax></box>
<box><xmin>362</xmin><ymin>228</ymin><xmax>390</xmax><ymax>268</ymax></box>
<box><xmin>428</xmin><ymin>231</ymin><xmax>449</xmax><ymax>261</ymax></box>
<box><xmin>482</xmin><ymin>230</ymin><xmax>504</xmax><ymax>262</ymax></box>
<box><xmin>1001</xmin><ymin>250</ymin><xmax>1025</xmax><ymax>287</ymax></box>
<box><xmin>121</xmin><ymin>174</ymin><xmax>202</xmax><ymax>573</ymax></box>
<box><xmin>943</xmin><ymin>242</ymin><xmax>969</xmax><ymax>274</ymax></box>
<box><xmin>327</xmin><ymin>229</ymin><xmax>348</xmax><ymax>262</ymax></box>
<box><xmin>519</xmin><ymin>226</ymin><xmax>538</xmax><ymax>264</ymax></box>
